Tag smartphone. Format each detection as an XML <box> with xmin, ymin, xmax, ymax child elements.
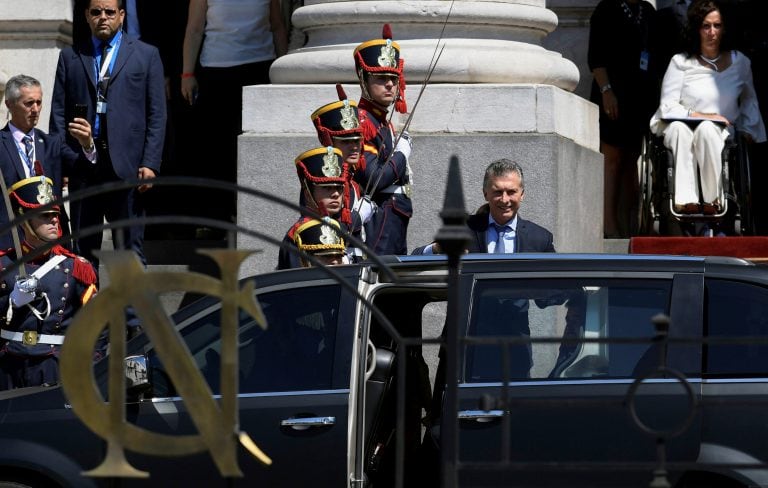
<box><xmin>73</xmin><ymin>103</ymin><xmax>88</xmax><ymax>121</ymax></box>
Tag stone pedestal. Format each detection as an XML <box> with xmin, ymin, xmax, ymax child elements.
<box><xmin>237</xmin><ymin>0</ymin><xmax>603</xmax><ymax>276</ymax></box>
<box><xmin>0</xmin><ymin>0</ymin><xmax>72</xmax><ymax>131</ymax></box>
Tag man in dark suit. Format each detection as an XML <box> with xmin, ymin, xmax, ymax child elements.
<box><xmin>50</xmin><ymin>0</ymin><xmax>166</xmax><ymax>267</ymax></box>
<box><xmin>414</xmin><ymin>158</ymin><xmax>555</xmax><ymax>385</ymax></box>
<box><xmin>1</xmin><ymin>74</ymin><xmax>94</xmax><ymax>250</ymax></box>
<box><xmin>413</xmin><ymin>158</ymin><xmax>555</xmax><ymax>255</ymax></box>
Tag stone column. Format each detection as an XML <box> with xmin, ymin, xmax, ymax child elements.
<box><xmin>238</xmin><ymin>0</ymin><xmax>603</xmax><ymax>276</ymax></box>
<box><xmin>0</xmin><ymin>0</ymin><xmax>73</xmax><ymax>131</ymax></box>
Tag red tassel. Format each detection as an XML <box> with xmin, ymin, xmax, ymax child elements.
<box><xmin>34</xmin><ymin>160</ymin><xmax>44</xmax><ymax>176</ymax></box>
<box><xmin>336</xmin><ymin>83</ymin><xmax>347</xmax><ymax>101</ymax></box>
<box><xmin>53</xmin><ymin>245</ymin><xmax>97</xmax><ymax>285</ymax></box>
<box><xmin>359</xmin><ymin>111</ymin><xmax>377</xmax><ymax>142</ymax></box>
<box><xmin>382</xmin><ymin>23</ymin><xmax>392</xmax><ymax>40</ymax></box>
<box><xmin>395</xmin><ymin>59</ymin><xmax>407</xmax><ymax>114</ymax></box>
<box><xmin>72</xmin><ymin>257</ymin><xmax>98</xmax><ymax>285</ymax></box>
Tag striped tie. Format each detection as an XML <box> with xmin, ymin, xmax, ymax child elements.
<box><xmin>22</xmin><ymin>134</ymin><xmax>35</xmax><ymax>175</ymax></box>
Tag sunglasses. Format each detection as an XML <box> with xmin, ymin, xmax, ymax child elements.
<box><xmin>89</xmin><ymin>8</ymin><xmax>119</xmax><ymax>17</ymax></box>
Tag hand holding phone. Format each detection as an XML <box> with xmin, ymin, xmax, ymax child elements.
<box><xmin>73</xmin><ymin>103</ymin><xmax>88</xmax><ymax>121</ymax></box>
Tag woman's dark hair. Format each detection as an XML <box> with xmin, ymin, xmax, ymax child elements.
<box><xmin>683</xmin><ymin>0</ymin><xmax>731</xmax><ymax>56</ymax></box>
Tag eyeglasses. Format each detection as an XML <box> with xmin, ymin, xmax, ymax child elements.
<box><xmin>89</xmin><ymin>8</ymin><xmax>118</xmax><ymax>18</ymax></box>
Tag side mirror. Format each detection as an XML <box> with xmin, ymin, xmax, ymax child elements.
<box><xmin>125</xmin><ymin>354</ymin><xmax>151</xmax><ymax>399</ymax></box>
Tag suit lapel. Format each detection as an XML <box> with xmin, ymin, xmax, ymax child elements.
<box><xmin>0</xmin><ymin>125</ymin><xmax>28</xmax><ymax>180</ymax></box>
<box><xmin>77</xmin><ymin>42</ymin><xmax>99</xmax><ymax>89</ymax></box>
<box><xmin>110</xmin><ymin>35</ymin><xmax>134</xmax><ymax>80</ymax></box>
<box><xmin>516</xmin><ymin>218</ymin><xmax>527</xmax><ymax>253</ymax></box>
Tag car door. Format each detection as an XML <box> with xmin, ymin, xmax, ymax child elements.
<box><xmin>698</xmin><ymin>276</ymin><xmax>768</xmax><ymax>486</ymax></box>
<box><xmin>117</xmin><ymin>267</ymin><xmax>361</xmax><ymax>487</ymax></box>
<box><xmin>452</xmin><ymin>271</ymin><xmax>702</xmax><ymax>487</ymax></box>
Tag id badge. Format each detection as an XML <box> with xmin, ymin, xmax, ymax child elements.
<box><xmin>96</xmin><ymin>101</ymin><xmax>107</xmax><ymax>114</ymax></box>
<box><xmin>639</xmin><ymin>50</ymin><xmax>649</xmax><ymax>71</ymax></box>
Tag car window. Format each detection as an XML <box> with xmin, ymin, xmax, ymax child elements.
<box><xmin>464</xmin><ymin>279</ymin><xmax>671</xmax><ymax>382</ymax></box>
<box><xmin>705</xmin><ymin>279</ymin><xmax>768</xmax><ymax>376</ymax></box>
<box><xmin>149</xmin><ymin>285</ymin><xmax>342</xmax><ymax>396</ymax></box>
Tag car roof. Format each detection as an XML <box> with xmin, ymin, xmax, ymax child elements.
<box><xmin>245</xmin><ymin>253</ymin><xmax>766</xmax><ymax>290</ymax></box>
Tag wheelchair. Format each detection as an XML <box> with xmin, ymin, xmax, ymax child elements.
<box><xmin>637</xmin><ymin>124</ymin><xmax>754</xmax><ymax>236</ymax></box>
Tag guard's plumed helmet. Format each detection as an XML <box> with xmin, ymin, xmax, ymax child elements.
<box><xmin>292</xmin><ymin>218</ymin><xmax>346</xmax><ymax>266</ymax></box>
<box><xmin>294</xmin><ymin>146</ymin><xmax>352</xmax><ymax>223</ymax></box>
<box><xmin>7</xmin><ymin>176</ymin><xmax>61</xmax><ymax>242</ymax></box>
<box><xmin>294</xmin><ymin>146</ymin><xmax>347</xmax><ymax>187</ymax></box>
<box><xmin>353</xmin><ymin>24</ymin><xmax>407</xmax><ymax>113</ymax></box>
<box><xmin>311</xmin><ymin>84</ymin><xmax>363</xmax><ymax>146</ymax></box>
<box><xmin>8</xmin><ymin>176</ymin><xmax>59</xmax><ymax>214</ymax></box>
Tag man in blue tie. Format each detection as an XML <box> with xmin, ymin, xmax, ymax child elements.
<box><xmin>412</xmin><ymin>158</ymin><xmax>555</xmax><ymax>255</ymax></box>
<box><xmin>50</xmin><ymin>0</ymin><xmax>166</xmax><ymax>270</ymax></box>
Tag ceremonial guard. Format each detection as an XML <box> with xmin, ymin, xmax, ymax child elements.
<box><xmin>0</xmin><ymin>176</ymin><xmax>98</xmax><ymax>390</ymax></box>
<box><xmin>277</xmin><ymin>147</ymin><xmax>352</xmax><ymax>269</ymax></box>
<box><xmin>353</xmin><ymin>24</ymin><xmax>413</xmax><ymax>255</ymax></box>
<box><xmin>291</xmin><ymin>218</ymin><xmax>347</xmax><ymax>268</ymax></box>
<box><xmin>311</xmin><ymin>84</ymin><xmax>375</xmax><ymax>260</ymax></box>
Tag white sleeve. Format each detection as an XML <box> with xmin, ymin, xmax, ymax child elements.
<box><xmin>658</xmin><ymin>55</ymin><xmax>690</xmax><ymax>120</ymax></box>
<box><xmin>736</xmin><ymin>54</ymin><xmax>767</xmax><ymax>143</ymax></box>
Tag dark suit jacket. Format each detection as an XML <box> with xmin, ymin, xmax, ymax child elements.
<box><xmin>412</xmin><ymin>204</ymin><xmax>556</xmax><ymax>255</ymax></box>
<box><xmin>0</xmin><ymin>125</ymin><xmax>82</xmax><ymax>248</ymax></box>
<box><xmin>50</xmin><ymin>33</ymin><xmax>166</xmax><ymax>181</ymax></box>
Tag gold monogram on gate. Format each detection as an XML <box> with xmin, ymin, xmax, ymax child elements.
<box><xmin>60</xmin><ymin>250</ymin><xmax>271</xmax><ymax>479</ymax></box>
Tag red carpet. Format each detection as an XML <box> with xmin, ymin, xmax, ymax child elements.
<box><xmin>629</xmin><ymin>237</ymin><xmax>768</xmax><ymax>262</ymax></box>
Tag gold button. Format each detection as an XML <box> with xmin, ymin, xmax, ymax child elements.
<box><xmin>63</xmin><ymin>283</ymin><xmax>69</xmax><ymax>288</ymax></box>
<box><xmin>57</xmin><ymin>310</ymin><xmax>64</xmax><ymax>315</ymax></box>
<box><xmin>64</xmin><ymin>268</ymin><xmax>70</xmax><ymax>274</ymax></box>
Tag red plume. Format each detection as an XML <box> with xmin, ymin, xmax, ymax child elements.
<box><xmin>336</xmin><ymin>83</ymin><xmax>347</xmax><ymax>101</ymax></box>
<box><xmin>34</xmin><ymin>160</ymin><xmax>44</xmax><ymax>176</ymax></box>
<box><xmin>382</xmin><ymin>23</ymin><xmax>392</xmax><ymax>40</ymax></box>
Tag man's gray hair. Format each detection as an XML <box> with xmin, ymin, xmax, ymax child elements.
<box><xmin>4</xmin><ymin>74</ymin><xmax>41</xmax><ymax>104</ymax></box>
<box><xmin>483</xmin><ymin>158</ymin><xmax>524</xmax><ymax>191</ymax></box>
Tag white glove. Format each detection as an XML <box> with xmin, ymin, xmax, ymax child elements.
<box><xmin>11</xmin><ymin>277</ymin><xmax>38</xmax><ymax>308</ymax></box>
<box><xmin>395</xmin><ymin>131</ymin><xmax>412</xmax><ymax>160</ymax></box>
<box><xmin>356</xmin><ymin>196</ymin><xmax>376</xmax><ymax>225</ymax></box>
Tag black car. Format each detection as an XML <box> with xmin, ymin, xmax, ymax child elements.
<box><xmin>1</xmin><ymin>254</ymin><xmax>768</xmax><ymax>487</ymax></box>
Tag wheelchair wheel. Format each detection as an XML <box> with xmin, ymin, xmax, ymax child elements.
<box><xmin>637</xmin><ymin>133</ymin><xmax>655</xmax><ymax>235</ymax></box>
<box><xmin>734</xmin><ymin>133</ymin><xmax>753</xmax><ymax>235</ymax></box>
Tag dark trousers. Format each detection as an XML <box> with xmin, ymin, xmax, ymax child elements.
<box><xmin>189</xmin><ymin>59</ymin><xmax>273</xmax><ymax>224</ymax></box>
<box><xmin>0</xmin><ymin>354</ymin><xmax>59</xmax><ymax>390</ymax></box>
<box><xmin>69</xmin><ymin>140</ymin><xmax>147</xmax><ymax>269</ymax></box>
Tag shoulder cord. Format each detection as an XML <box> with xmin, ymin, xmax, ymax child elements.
<box><xmin>5</xmin><ymin>292</ymin><xmax>51</xmax><ymax>325</ymax></box>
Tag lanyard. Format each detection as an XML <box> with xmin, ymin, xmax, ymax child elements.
<box><xmin>98</xmin><ymin>45</ymin><xmax>116</xmax><ymax>82</ymax></box>
<box><xmin>94</xmin><ymin>32</ymin><xmax>122</xmax><ymax>84</ymax></box>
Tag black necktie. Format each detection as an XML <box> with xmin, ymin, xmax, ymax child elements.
<box><xmin>99</xmin><ymin>42</ymin><xmax>110</xmax><ymax>71</ymax></box>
